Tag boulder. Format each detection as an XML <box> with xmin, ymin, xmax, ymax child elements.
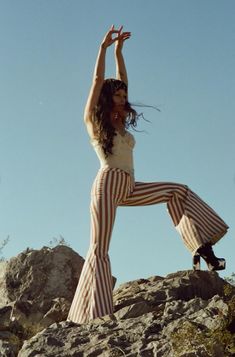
<box><xmin>2</xmin><ymin>245</ymin><xmax>84</xmax><ymax>305</ymax></box>
<box><xmin>0</xmin><ymin>246</ymin><xmax>235</xmax><ymax>357</ymax></box>
<box><xmin>0</xmin><ymin>245</ymin><xmax>85</xmax><ymax>355</ymax></box>
<box><xmin>18</xmin><ymin>270</ymin><xmax>235</xmax><ymax>357</ymax></box>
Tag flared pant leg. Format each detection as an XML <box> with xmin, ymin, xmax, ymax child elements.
<box><xmin>67</xmin><ymin>168</ymin><xmax>130</xmax><ymax>324</ymax></box>
<box><xmin>68</xmin><ymin>173</ymin><xmax>228</xmax><ymax>324</ymax></box>
<box><xmin>120</xmin><ymin>181</ymin><xmax>228</xmax><ymax>254</ymax></box>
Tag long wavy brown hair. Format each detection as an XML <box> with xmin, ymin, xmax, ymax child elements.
<box><xmin>92</xmin><ymin>78</ymin><xmax>138</xmax><ymax>156</ymax></box>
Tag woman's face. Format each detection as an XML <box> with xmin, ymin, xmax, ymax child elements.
<box><xmin>112</xmin><ymin>89</ymin><xmax>127</xmax><ymax>108</ymax></box>
<box><xmin>110</xmin><ymin>88</ymin><xmax>128</xmax><ymax>124</ymax></box>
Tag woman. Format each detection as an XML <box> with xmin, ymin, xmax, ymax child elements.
<box><xmin>68</xmin><ymin>26</ymin><xmax>228</xmax><ymax>324</ymax></box>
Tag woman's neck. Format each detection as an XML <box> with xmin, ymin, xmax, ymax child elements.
<box><xmin>110</xmin><ymin>112</ymin><xmax>126</xmax><ymax>135</ymax></box>
<box><xmin>111</xmin><ymin>121</ymin><xmax>126</xmax><ymax>135</ymax></box>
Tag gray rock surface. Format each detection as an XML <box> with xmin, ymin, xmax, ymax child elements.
<box><xmin>0</xmin><ymin>245</ymin><xmax>85</xmax><ymax>355</ymax></box>
<box><xmin>2</xmin><ymin>245</ymin><xmax>84</xmax><ymax>305</ymax></box>
<box><xmin>19</xmin><ymin>271</ymin><xmax>235</xmax><ymax>357</ymax></box>
<box><xmin>0</xmin><ymin>246</ymin><xmax>235</xmax><ymax>357</ymax></box>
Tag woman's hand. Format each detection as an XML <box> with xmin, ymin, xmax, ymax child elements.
<box><xmin>101</xmin><ymin>25</ymin><xmax>122</xmax><ymax>49</ymax></box>
<box><xmin>115</xmin><ymin>26</ymin><xmax>131</xmax><ymax>52</ymax></box>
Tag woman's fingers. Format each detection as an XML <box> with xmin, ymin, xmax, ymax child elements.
<box><xmin>111</xmin><ymin>26</ymin><xmax>130</xmax><ymax>39</ymax></box>
<box><xmin>103</xmin><ymin>26</ymin><xmax>131</xmax><ymax>48</ymax></box>
<box><xmin>121</xmin><ymin>32</ymin><xmax>131</xmax><ymax>38</ymax></box>
<box><xmin>122</xmin><ymin>34</ymin><xmax>131</xmax><ymax>42</ymax></box>
<box><xmin>102</xmin><ymin>26</ymin><xmax>120</xmax><ymax>47</ymax></box>
<box><xmin>119</xmin><ymin>31</ymin><xmax>131</xmax><ymax>41</ymax></box>
<box><xmin>118</xmin><ymin>25</ymin><xmax>123</xmax><ymax>34</ymax></box>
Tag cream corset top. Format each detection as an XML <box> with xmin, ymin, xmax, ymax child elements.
<box><xmin>90</xmin><ymin>131</ymin><xmax>136</xmax><ymax>178</ymax></box>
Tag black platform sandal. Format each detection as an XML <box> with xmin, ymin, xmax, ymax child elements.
<box><xmin>193</xmin><ymin>243</ymin><xmax>226</xmax><ymax>271</ymax></box>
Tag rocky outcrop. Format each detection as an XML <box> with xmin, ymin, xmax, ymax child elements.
<box><xmin>0</xmin><ymin>245</ymin><xmax>85</xmax><ymax>356</ymax></box>
<box><xmin>0</xmin><ymin>246</ymin><xmax>235</xmax><ymax>356</ymax></box>
<box><xmin>18</xmin><ymin>271</ymin><xmax>235</xmax><ymax>357</ymax></box>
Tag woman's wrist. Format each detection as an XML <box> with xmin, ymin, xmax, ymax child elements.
<box><xmin>100</xmin><ymin>43</ymin><xmax>107</xmax><ymax>50</ymax></box>
<box><xmin>115</xmin><ymin>48</ymin><xmax>122</xmax><ymax>56</ymax></box>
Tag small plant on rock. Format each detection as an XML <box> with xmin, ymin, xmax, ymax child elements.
<box><xmin>48</xmin><ymin>235</ymin><xmax>70</xmax><ymax>248</ymax></box>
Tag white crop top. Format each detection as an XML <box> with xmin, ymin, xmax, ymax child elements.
<box><xmin>90</xmin><ymin>131</ymin><xmax>136</xmax><ymax>179</ymax></box>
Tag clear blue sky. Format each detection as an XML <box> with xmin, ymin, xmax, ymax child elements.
<box><xmin>0</xmin><ymin>0</ymin><xmax>234</xmax><ymax>286</ymax></box>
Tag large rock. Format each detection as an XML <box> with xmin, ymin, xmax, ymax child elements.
<box><xmin>0</xmin><ymin>245</ymin><xmax>85</xmax><ymax>355</ymax></box>
<box><xmin>0</xmin><ymin>246</ymin><xmax>235</xmax><ymax>357</ymax></box>
<box><xmin>113</xmin><ymin>270</ymin><xmax>227</xmax><ymax>316</ymax></box>
<box><xmin>2</xmin><ymin>245</ymin><xmax>84</xmax><ymax>305</ymax></box>
<box><xmin>18</xmin><ymin>270</ymin><xmax>235</xmax><ymax>357</ymax></box>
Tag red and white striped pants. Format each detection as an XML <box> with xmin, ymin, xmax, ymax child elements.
<box><xmin>68</xmin><ymin>168</ymin><xmax>228</xmax><ymax>323</ymax></box>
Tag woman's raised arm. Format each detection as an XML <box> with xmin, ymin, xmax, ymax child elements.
<box><xmin>115</xmin><ymin>26</ymin><xmax>131</xmax><ymax>86</ymax></box>
<box><xmin>84</xmin><ymin>26</ymin><xmax>121</xmax><ymax>133</ymax></box>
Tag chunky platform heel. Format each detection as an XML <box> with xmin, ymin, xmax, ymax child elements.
<box><xmin>193</xmin><ymin>253</ymin><xmax>201</xmax><ymax>270</ymax></box>
<box><xmin>193</xmin><ymin>243</ymin><xmax>226</xmax><ymax>271</ymax></box>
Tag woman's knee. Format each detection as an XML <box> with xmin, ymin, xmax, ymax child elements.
<box><xmin>173</xmin><ymin>183</ymin><xmax>189</xmax><ymax>197</ymax></box>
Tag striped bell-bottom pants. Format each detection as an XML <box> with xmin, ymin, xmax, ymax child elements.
<box><xmin>67</xmin><ymin>167</ymin><xmax>228</xmax><ymax>324</ymax></box>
